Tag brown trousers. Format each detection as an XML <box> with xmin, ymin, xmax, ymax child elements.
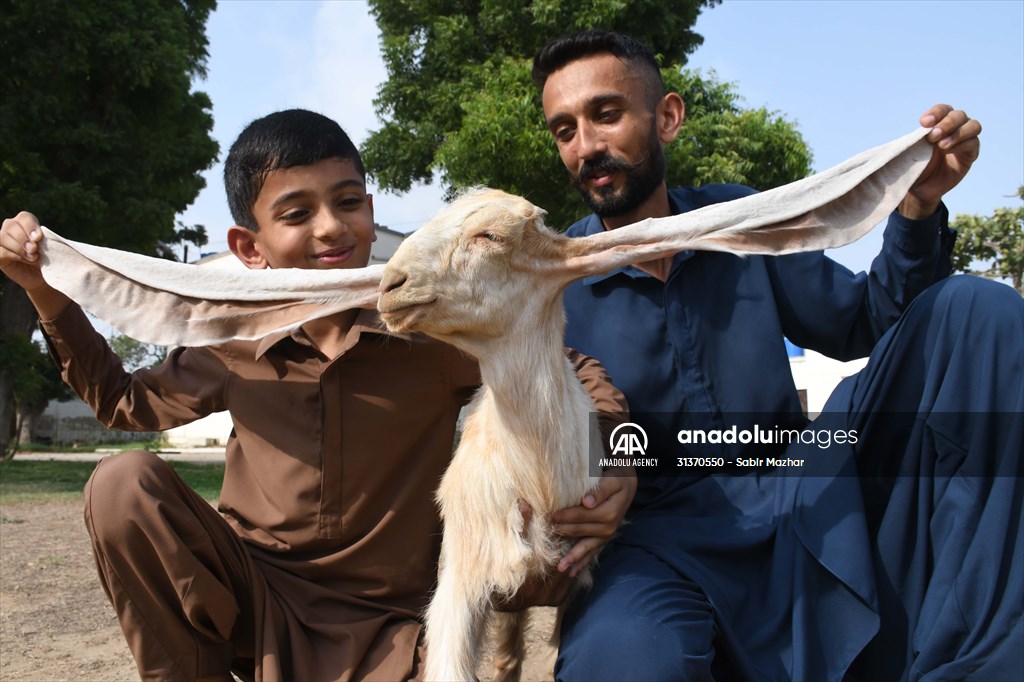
<box><xmin>85</xmin><ymin>451</ymin><xmax>259</xmax><ymax>680</ymax></box>
<box><xmin>83</xmin><ymin>451</ymin><xmax>424</xmax><ymax>681</ymax></box>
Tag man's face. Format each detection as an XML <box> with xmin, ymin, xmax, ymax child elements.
<box><xmin>248</xmin><ymin>158</ymin><xmax>375</xmax><ymax>270</ymax></box>
<box><xmin>541</xmin><ymin>53</ymin><xmax>666</xmax><ymax>218</ymax></box>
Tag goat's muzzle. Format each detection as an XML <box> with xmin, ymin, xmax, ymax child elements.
<box><xmin>377</xmin><ymin>268</ymin><xmax>437</xmax><ymax>332</ymax></box>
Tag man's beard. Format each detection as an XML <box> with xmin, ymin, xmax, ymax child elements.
<box><xmin>570</xmin><ymin>130</ymin><xmax>666</xmax><ymax>218</ymax></box>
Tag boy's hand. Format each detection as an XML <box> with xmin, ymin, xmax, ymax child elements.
<box><xmin>1</xmin><ymin>212</ymin><xmax>48</xmax><ymax>291</ymax></box>
<box><xmin>1</xmin><ymin>212</ymin><xmax>71</xmax><ymax>318</ymax></box>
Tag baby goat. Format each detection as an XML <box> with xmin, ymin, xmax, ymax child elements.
<box><xmin>379</xmin><ymin>191</ymin><xmax>608</xmax><ymax>681</ymax></box>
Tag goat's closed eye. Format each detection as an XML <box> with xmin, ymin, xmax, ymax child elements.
<box><xmin>474</xmin><ymin>231</ymin><xmax>503</xmax><ymax>243</ymax></box>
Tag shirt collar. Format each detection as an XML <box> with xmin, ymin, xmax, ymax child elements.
<box><xmin>253</xmin><ymin>308</ymin><xmax>410</xmax><ymax>359</ymax></box>
<box><xmin>577</xmin><ymin>192</ymin><xmax>695</xmax><ymax>287</ymax></box>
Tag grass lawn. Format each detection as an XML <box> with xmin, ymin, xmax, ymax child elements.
<box><xmin>0</xmin><ymin>458</ymin><xmax>224</xmax><ymax>503</ymax></box>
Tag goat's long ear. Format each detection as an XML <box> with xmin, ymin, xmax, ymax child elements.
<box><xmin>38</xmin><ymin>227</ymin><xmax>384</xmax><ymax>347</ymax></box>
<box><xmin>562</xmin><ymin>128</ymin><xmax>933</xmax><ymax>278</ymax></box>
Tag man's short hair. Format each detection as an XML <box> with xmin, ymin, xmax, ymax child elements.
<box><xmin>532</xmin><ymin>30</ymin><xmax>666</xmax><ymax>107</ymax></box>
<box><xmin>224</xmin><ymin>109</ymin><xmax>366</xmax><ymax>231</ymax></box>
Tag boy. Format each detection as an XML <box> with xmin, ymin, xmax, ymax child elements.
<box><xmin>0</xmin><ymin>109</ymin><xmax>633</xmax><ymax>681</ymax></box>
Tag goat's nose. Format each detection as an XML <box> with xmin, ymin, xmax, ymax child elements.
<box><xmin>379</xmin><ymin>270</ymin><xmax>408</xmax><ymax>294</ymax></box>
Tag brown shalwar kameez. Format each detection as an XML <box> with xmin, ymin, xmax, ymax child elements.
<box><xmin>41</xmin><ymin>304</ymin><xmax>627</xmax><ymax>682</ymax></box>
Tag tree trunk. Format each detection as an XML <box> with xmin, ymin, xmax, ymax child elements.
<box><xmin>0</xmin><ymin>374</ymin><xmax>16</xmax><ymax>460</ymax></box>
<box><xmin>18</xmin><ymin>403</ymin><xmax>44</xmax><ymax>445</ymax></box>
<box><xmin>1</xmin><ymin>280</ymin><xmax>40</xmax><ymax>457</ymax></box>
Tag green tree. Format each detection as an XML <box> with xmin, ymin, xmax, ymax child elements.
<box><xmin>364</xmin><ymin>0</ymin><xmax>812</xmax><ymax>229</ymax></box>
<box><xmin>0</xmin><ymin>0</ymin><xmax>219</xmax><ymax>455</ymax></box>
<box><xmin>109</xmin><ymin>333</ymin><xmax>169</xmax><ymax>373</ymax></box>
<box><xmin>157</xmin><ymin>221</ymin><xmax>209</xmax><ymax>262</ymax></box>
<box><xmin>950</xmin><ymin>187</ymin><xmax>1024</xmax><ymax>294</ymax></box>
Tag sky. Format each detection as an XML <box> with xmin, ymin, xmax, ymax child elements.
<box><xmin>179</xmin><ymin>0</ymin><xmax>1024</xmax><ymax>273</ymax></box>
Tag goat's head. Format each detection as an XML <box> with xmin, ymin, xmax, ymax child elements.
<box><xmin>377</xmin><ymin>188</ymin><xmax>572</xmax><ymax>346</ymax></box>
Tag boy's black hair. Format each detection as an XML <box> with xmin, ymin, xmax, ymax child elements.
<box><xmin>532</xmin><ymin>30</ymin><xmax>666</xmax><ymax>108</ymax></box>
<box><xmin>224</xmin><ymin>109</ymin><xmax>366</xmax><ymax>231</ymax></box>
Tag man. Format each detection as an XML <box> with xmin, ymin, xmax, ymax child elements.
<box><xmin>533</xmin><ymin>30</ymin><xmax>1023</xmax><ymax>681</ymax></box>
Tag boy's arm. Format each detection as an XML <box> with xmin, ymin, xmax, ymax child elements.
<box><xmin>3</xmin><ymin>211</ymin><xmax>228</xmax><ymax>431</ymax></box>
<box><xmin>40</xmin><ymin>304</ymin><xmax>229</xmax><ymax>431</ymax></box>
<box><xmin>1</xmin><ymin>212</ymin><xmax>72</xmax><ymax>319</ymax></box>
<box><xmin>564</xmin><ymin>348</ymin><xmax>630</xmax><ymax>448</ymax></box>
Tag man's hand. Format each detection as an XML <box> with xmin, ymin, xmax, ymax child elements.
<box><xmin>494</xmin><ymin>500</ymin><xmax>577</xmax><ymax>612</ymax></box>
<box><xmin>552</xmin><ymin>466</ymin><xmax>636</xmax><ymax>577</ymax></box>
<box><xmin>899</xmin><ymin>104</ymin><xmax>982</xmax><ymax>219</ymax></box>
<box><xmin>494</xmin><ymin>469</ymin><xmax>636</xmax><ymax>611</ymax></box>
<box><xmin>0</xmin><ymin>212</ymin><xmax>71</xmax><ymax>318</ymax></box>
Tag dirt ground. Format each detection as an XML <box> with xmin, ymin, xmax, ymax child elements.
<box><xmin>0</xmin><ymin>500</ymin><xmax>137</xmax><ymax>681</ymax></box>
<box><xmin>0</xmin><ymin>499</ymin><xmax>556</xmax><ymax>682</ymax></box>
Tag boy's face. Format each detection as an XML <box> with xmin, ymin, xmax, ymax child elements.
<box><xmin>235</xmin><ymin>158</ymin><xmax>375</xmax><ymax>270</ymax></box>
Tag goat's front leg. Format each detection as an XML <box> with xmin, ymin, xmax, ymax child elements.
<box><xmin>424</xmin><ymin>543</ymin><xmax>491</xmax><ymax>681</ymax></box>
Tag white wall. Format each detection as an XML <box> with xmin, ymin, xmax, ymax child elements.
<box><xmin>164</xmin><ymin>411</ymin><xmax>235</xmax><ymax>448</ymax></box>
<box><xmin>789</xmin><ymin>350</ymin><xmax>868</xmax><ymax>415</ymax></box>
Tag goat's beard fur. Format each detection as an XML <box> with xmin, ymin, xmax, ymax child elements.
<box><xmin>571</xmin><ymin>124</ymin><xmax>665</xmax><ymax>218</ymax></box>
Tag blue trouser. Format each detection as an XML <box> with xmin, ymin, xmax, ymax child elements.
<box><xmin>556</xmin><ymin>276</ymin><xmax>1024</xmax><ymax>681</ymax></box>
<box><xmin>557</xmin><ymin>544</ymin><xmax>722</xmax><ymax>681</ymax></box>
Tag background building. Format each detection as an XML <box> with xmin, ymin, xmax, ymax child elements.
<box><xmin>787</xmin><ymin>345</ymin><xmax>868</xmax><ymax>416</ymax></box>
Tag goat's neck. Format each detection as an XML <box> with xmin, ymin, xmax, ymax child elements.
<box><xmin>471</xmin><ymin>298</ymin><xmax>578</xmax><ymax>459</ymax></box>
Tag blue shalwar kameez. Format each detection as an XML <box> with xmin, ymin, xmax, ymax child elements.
<box><xmin>555</xmin><ymin>186</ymin><xmax>1024</xmax><ymax>681</ymax></box>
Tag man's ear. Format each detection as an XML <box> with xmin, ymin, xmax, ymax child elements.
<box><xmin>227</xmin><ymin>226</ymin><xmax>269</xmax><ymax>269</ymax></box>
<box><xmin>657</xmin><ymin>93</ymin><xmax>685</xmax><ymax>145</ymax></box>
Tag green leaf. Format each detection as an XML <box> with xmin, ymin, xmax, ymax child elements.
<box><xmin>950</xmin><ymin>187</ymin><xmax>1024</xmax><ymax>294</ymax></box>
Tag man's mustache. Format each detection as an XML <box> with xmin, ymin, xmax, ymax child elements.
<box><xmin>570</xmin><ymin>154</ymin><xmax>646</xmax><ymax>188</ymax></box>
